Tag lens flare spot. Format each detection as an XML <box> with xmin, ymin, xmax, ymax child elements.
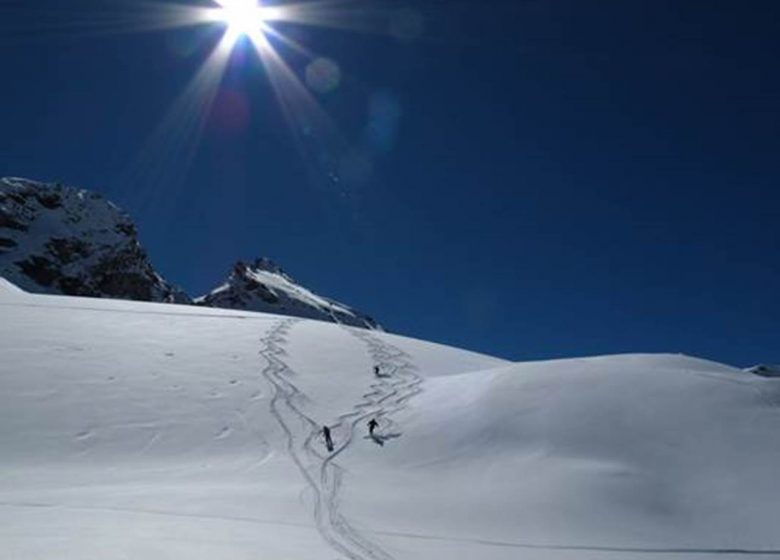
<box><xmin>366</xmin><ymin>91</ymin><xmax>402</xmax><ymax>152</ymax></box>
<box><xmin>211</xmin><ymin>89</ymin><xmax>251</xmax><ymax>134</ymax></box>
<box><xmin>305</xmin><ymin>58</ymin><xmax>342</xmax><ymax>94</ymax></box>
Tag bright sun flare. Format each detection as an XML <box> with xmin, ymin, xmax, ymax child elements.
<box><xmin>214</xmin><ymin>0</ymin><xmax>268</xmax><ymax>38</ymax></box>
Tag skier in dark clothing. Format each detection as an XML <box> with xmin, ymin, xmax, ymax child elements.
<box><xmin>322</xmin><ymin>425</ymin><xmax>334</xmax><ymax>452</ymax></box>
<box><xmin>373</xmin><ymin>365</ymin><xmax>381</xmax><ymax>377</ymax></box>
<box><xmin>368</xmin><ymin>418</ymin><xmax>379</xmax><ymax>438</ymax></box>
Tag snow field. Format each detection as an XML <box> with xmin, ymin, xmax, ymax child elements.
<box><xmin>2</xmin><ymin>280</ymin><xmax>779</xmax><ymax>559</ymax></box>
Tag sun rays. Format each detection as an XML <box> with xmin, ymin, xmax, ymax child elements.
<box><xmin>111</xmin><ymin>0</ymin><xmax>383</xmax><ymax>204</ymax></box>
<box><xmin>2</xmin><ymin>0</ymin><xmax>423</xmax><ymax>205</ymax></box>
<box><xmin>205</xmin><ymin>0</ymin><xmax>277</xmax><ymax>46</ymax></box>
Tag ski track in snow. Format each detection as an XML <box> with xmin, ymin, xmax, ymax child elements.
<box><xmin>377</xmin><ymin>528</ymin><xmax>780</xmax><ymax>556</ymax></box>
<box><xmin>2</xmin><ymin>499</ymin><xmax>778</xmax><ymax>557</ymax></box>
<box><xmin>338</xmin><ymin>326</ymin><xmax>424</xmax><ymax>449</ymax></box>
<box><xmin>257</xmin><ymin>326</ymin><xmax>780</xmax><ymax>558</ymax></box>
<box><xmin>257</xmin><ymin>319</ymin><xmax>424</xmax><ymax>560</ymax></box>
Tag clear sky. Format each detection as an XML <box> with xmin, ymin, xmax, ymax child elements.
<box><xmin>1</xmin><ymin>0</ymin><xmax>778</xmax><ymax>366</ymax></box>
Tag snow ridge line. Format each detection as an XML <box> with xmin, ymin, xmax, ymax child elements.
<box><xmin>258</xmin><ymin>319</ymin><xmax>393</xmax><ymax>560</ymax></box>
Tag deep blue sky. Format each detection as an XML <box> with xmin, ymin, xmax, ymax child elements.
<box><xmin>1</xmin><ymin>0</ymin><xmax>778</xmax><ymax>366</ymax></box>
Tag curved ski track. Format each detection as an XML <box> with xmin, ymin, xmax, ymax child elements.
<box><xmin>258</xmin><ymin>319</ymin><xmax>423</xmax><ymax>560</ymax></box>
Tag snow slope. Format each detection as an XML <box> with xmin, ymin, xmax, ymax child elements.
<box><xmin>2</xmin><ymin>280</ymin><xmax>780</xmax><ymax>559</ymax></box>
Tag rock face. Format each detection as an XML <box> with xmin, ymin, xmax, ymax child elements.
<box><xmin>0</xmin><ymin>178</ymin><xmax>188</xmax><ymax>303</ymax></box>
<box><xmin>1</xmin><ymin>177</ymin><xmax>381</xmax><ymax>329</ymax></box>
<box><xmin>196</xmin><ymin>258</ymin><xmax>382</xmax><ymax>330</ymax></box>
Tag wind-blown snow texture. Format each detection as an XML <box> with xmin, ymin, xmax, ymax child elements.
<box><xmin>1</xmin><ymin>279</ymin><xmax>779</xmax><ymax>559</ymax></box>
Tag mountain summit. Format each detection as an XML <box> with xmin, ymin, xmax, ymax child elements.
<box><xmin>195</xmin><ymin>258</ymin><xmax>381</xmax><ymax>330</ymax></box>
<box><xmin>0</xmin><ymin>177</ymin><xmax>188</xmax><ymax>303</ymax></box>
<box><xmin>0</xmin><ymin>177</ymin><xmax>379</xmax><ymax>328</ymax></box>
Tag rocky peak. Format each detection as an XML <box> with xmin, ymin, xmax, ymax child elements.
<box><xmin>1</xmin><ymin>177</ymin><xmax>380</xmax><ymax>329</ymax></box>
<box><xmin>196</xmin><ymin>258</ymin><xmax>382</xmax><ymax>330</ymax></box>
<box><xmin>0</xmin><ymin>177</ymin><xmax>188</xmax><ymax>303</ymax></box>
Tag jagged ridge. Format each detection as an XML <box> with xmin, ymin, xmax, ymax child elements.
<box><xmin>0</xmin><ymin>177</ymin><xmax>380</xmax><ymax>329</ymax></box>
<box><xmin>195</xmin><ymin>258</ymin><xmax>382</xmax><ymax>330</ymax></box>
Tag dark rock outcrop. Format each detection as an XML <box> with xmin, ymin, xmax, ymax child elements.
<box><xmin>0</xmin><ymin>178</ymin><xmax>188</xmax><ymax>303</ymax></box>
<box><xmin>1</xmin><ymin>177</ymin><xmax>380</xmax><ymax>328</ymax></box>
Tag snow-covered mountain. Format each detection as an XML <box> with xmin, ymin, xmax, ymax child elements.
<box><xmin>196</xmin><ymin>258</ymin><xmax>381</xmax><ymax>330</ymax></box>
<box><xmin>0</xmin><ymin>177</ymin><xmax>188</xmax><ymax>303</ymax></box>
<box><xmin>2</xmin><ymin>279</ymin><xmax>780</xmax><ymax>560</ymax></box>
<box><xmin>0</xmin><ymin>177</ymin><xmax>379</xmax><ymax>328</ymax></box>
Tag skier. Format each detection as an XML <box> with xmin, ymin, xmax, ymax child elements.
<box><xmin>373</xmin><ymin>365</ymin><xmax>381</xmax><ymax>377</ymax></box>
<box><xmin>322</xmin><ymin>425</ymin><xmax>334</xmax><ymax>452</ymax></box>
<box><xmin>368</xmin><ymin>418</ymin><xmax>379</xmax><ymax>438</ymax></box>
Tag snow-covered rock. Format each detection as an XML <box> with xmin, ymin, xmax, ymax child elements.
<box><xmin>1</xmin><ymin>178</ymin><xmax>381</xmax><ymax>327</ymax></box>
<box><xmin>196</xmin><ymin>258</ymin><xmax>382</xmax><ymax>330</ymax></box>
<box><xmin>746</xmin><ymin>364</ymin><xmax>780</xmax><ymax>378</ymax></box>
<box><xmin>0</xmin><ymin>177</ymin><xmax>188</xmax><ymax>303</ymax></box>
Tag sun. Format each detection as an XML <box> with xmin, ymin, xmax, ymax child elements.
<box><xmin>212</xmin><ymin>0</ymin><xmax>269</xmax><ymax>40</ymax></box>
